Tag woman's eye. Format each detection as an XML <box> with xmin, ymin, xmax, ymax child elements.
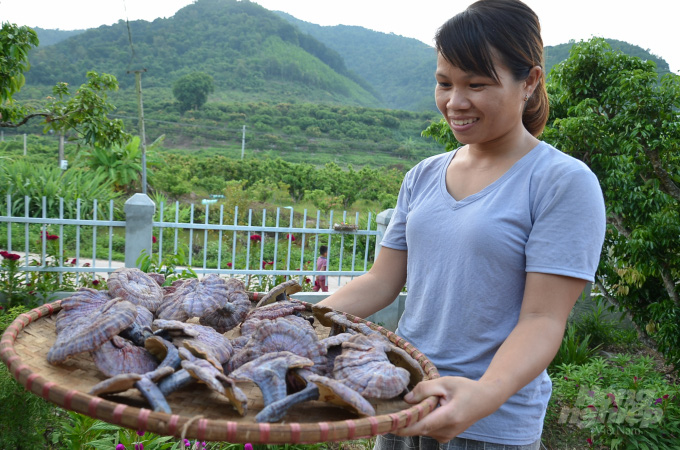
<box><xmin>437</xmin><ymin>81</ymin><xmax>452</xmax><ymax>88</ymax></box>
<box><xmin>469</xmin><ymin>83</ymin><xmax>485</xmax><ymax>89</ymax></box>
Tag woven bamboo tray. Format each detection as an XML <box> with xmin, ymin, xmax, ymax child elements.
<box><xmin>1</xmin><ymin>300</ymin><xmax>439</xmax><ymax>444</ymax></box>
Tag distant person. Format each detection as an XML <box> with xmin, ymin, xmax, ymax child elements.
<box><xmin>312</xmin><ymin>245</ymin><xmax>328</xmax><ymax>292</ymax></box>
<box><xmin>317</xmin><ymin>1</ymin><xmax>606</xmax><ymax>448</ymax></box>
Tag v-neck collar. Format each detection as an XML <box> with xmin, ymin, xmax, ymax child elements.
<box><xmin>439</xmin><ymin>142</ymin><xmax>544</xmax><ymax>209</ymax></box>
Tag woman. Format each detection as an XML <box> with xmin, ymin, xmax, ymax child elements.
<box><xmin>317</xmin><ymin>0</ymin><xmax>606</xmax><ymax>448</ymax></box>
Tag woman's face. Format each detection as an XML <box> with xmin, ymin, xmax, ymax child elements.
<box><xmin>434</xmin><ymin>52</ymin><xmax>531</xmax><ymax>149</ymax></box>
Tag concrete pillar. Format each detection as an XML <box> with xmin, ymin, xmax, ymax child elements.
<box><xmin>124</xmin><ymin>193</ymin><xmax>156</xmax><ymax>268</ymax></box>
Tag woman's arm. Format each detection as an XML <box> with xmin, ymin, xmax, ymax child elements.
<box><xmin>396</xmin><ymin>272</ymin><xmax>586</xmax><ymax>442</ymax></box>
<box><xmin>317</xmin><ymin>247</ymin><xmax>407</xmax><ymax>319</ymax></box>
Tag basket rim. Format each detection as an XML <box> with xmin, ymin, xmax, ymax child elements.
<box><xmin>1</xmin><ymin>300</ymin><xmax>440</xmax><ymax>444</ymax></box>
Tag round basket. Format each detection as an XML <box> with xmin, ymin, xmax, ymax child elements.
<box><xmin>1</xmin><ymin>300</ymin><xmax>439</xmax><ymax>444</ymax></box>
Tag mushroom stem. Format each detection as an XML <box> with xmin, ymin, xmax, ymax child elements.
<box><xmin>157</xmin><ymin>369</ymin><xmax>196</xmax><ymax>397</ymax></box>
<box><xmin>255</xmin><ymin>383</ymin><xmax>320</xmax><ymax>423</ymax></box>
<box><xmin>135</xmin><ymin>377</ymin><xmax>172</xmax><ymax>414</ymax></box>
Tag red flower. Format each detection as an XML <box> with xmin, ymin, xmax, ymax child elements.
<box><xmin>71</xmin><ymin>258</ymin><xmax>77</xmax><ymax>264</ymax></box>
<box><xmin>0</xmin><ymin>250</ymin><xmax>8</xmax><ymax>257</ymax></box>
<box><xmin>83</xmin><ymin>262</ymin><xmax>91</xmax><ymax>267</ymax></box>
<box><xmin>227</xmin><ymin>262</ymin><xmax>233</xmax><ymax>268</ymax></box>
<box><xmin>586</xmin><ymin>437</ymin><xmax>593</xmax><ymax>446</ymax></box>
<box><xmin>4</xmin><ymin>253</ymin><xmax>21</xmax><ymax>261</ymax></box>
<box><xmin>152</xmin><ymin>235</ymin><xmax>157</xmax><ymax>244</ymax></box>
<box><xmin>250</xmin><ymin>234</ymin><xmax>262</xmax><ymax>242</ymax></box>
<box><xmin>92</xmin><ymin>279</ymin><xmax>100</xmax><ymax>285</ymax></box>
<box><xmin>304</xmin><ymin>277</ymin><xmax>311</xmax><ymax>284</ymax></box>
<box><xmin>286</xmin><ymin>234</ymin><xmax>296</xmax><ymax>241</ymax></box>
<box><xmin>47</xmin><ymin>234</ymin><xmax>59</xmax><ymax>241</ymax></box>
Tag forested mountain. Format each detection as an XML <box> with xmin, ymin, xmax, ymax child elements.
<box><xmin>21</xmin><ymin>0</ymin><xmax>671</xmax><ymax>113</ymax></box>
<box><xmin>277</xmin><ymin>13</ymin><xmax>437</xmax><ymax>112</ymax></box>
<box><xmin>544</xmin><ymin>38</ymin><xmax>671</xmax><ymax>77</ymax></box>
<box><xmin>24</xmin><ymin>0</ymin><xmax>380</xmax><ymax>107</ymax></box>
<box><xmin>33</xmin><ymin>27</ymin><xmax>85</xmax><ymax>46</ymax></box>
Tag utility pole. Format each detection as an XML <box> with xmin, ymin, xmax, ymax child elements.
<box><xmin>128</xmin><ymin>69</ymin><xmax>148</xmax><ymax>194</ymax></box>
<box><xmin>58</xmin><ymin>132</ymin><xmax>67</xmax><ymax>170</ymax></box>
<box><xmin>241</xmin><ymin>125</ymin><xmax>246</xmax><ymax>160</ymax></box>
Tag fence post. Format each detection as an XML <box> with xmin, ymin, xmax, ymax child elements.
<box><xmin>375</xmin><ymin>209</ymin><xmax>394</xmax><ymax>260</ymax></box>
<box><xmin>124</xmin><ymin>193</ymin><xmax>156</xmax><ymax>268</ymax></box>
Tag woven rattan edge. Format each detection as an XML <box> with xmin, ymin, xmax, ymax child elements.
<box><xmin>0</xmin><ymin>300</ymin><xmax>440</xmax><ymax>444</ymax></box>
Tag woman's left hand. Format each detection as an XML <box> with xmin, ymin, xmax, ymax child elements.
<box><xmin>394</xmin><ymin>376</ymin><xmax>505</xmax><ymax>443</ymax></box>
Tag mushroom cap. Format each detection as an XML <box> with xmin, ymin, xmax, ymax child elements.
<box><xmin>243</xmin><ymin>300</ymin><xmax>307</xmax><ymax>322</ymax></box>
<box><xmin>144</xmin><ymin>335</ymin><xmax>182</xmax><ymax>371</ymax></box>
<box><xmin>156</xmin><ymin>279</ymin><xmax>195</xmax><ymax>321</ymax></box>
<box><xmin>92</xmin><ymin>335</ymin><xmax>159</xmax><ymax>377</ymax></box>
<box><xmin>254</xmin><ymin>280</ymin><xmax>302</xmax><ymax>308</ymax></box>
<box><xmin>199</xmin><ymin>279</ymin><xmax>250</xmax><ymax>333</ymax></box>
<box><xmin>181</xmin><ymin>358</ymin><xmax>248</xmax><ymax>416</ymax></box>
<box><xmin>298</xmin><ymin>369</ymin><xmax>376</xmax><ymax>417</ymax></box>
<box><xmin>229</xmin><ymin>351</ymin><xmax>314</xmax><ymax>405</ymax></box>
<box><xmin>48</xmin><ymin>298</ymin><xmax>138</xmax><ymax>364</ymax></box>
<box><xmin>332</xmin><ymin>336</ymin><xmax>410</xmax><ymax>399</ymax></box>
<box><xmin>108</xmin><ymin>268</ymin><xmax>164</xmax><ymax>313</ymax></box>
<box><xmin>55</xmin><ymin>288</ymin><xmax>113</xmax><ymax>334</ymax></box>
<box><xmin>182</xmin><ymin>274</ymin><xmax>228</xmax><ymax>318</ymax></box>
<box><xmin>147</xmin><ymin>272</ymin><xmax>166</xmax><ymax>286</ymax></box>
<box><xmin>151</xmin><ymin>319</ymin><xmax>201</xmax><ymax>337</ymax></box>
<box><xmin>88</xmin><ymin>366</ymin><xmax>174</xmax><ymax>396</ymax></box>
<box><xmin>227</xmin><ymin>317</ymin><xmax>327</xmax><ymax>374</ymax></box>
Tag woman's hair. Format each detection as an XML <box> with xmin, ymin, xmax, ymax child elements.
<box><xmin>434</xmin><ymin>0</ymin><xmax>549</xmax><ymax>136</ymax></box>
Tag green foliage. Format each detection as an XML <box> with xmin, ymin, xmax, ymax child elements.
<box><xmin>173</xmin><ymin>71</ymin><xmax>215</xmax><ymax>113</ymax></box>
<box><xmin>0</xmin><ymin>305</ymin><xmax>64</xmax><ymax>449</ymax></box>
<box><xmin>550</xmin><ymin>355</ymin><xmax>680</xmax><ymax>449</ymax></box>
<box><xmin>0</xmin><ymin>159</ymin><xmax>119</xmax><ymax>218</ymax></box>
<box><xmin>0</xmin><ymin>22</ymin><xmax>39</xmax><ymax>119</ymax></box>
<box><xmin>544</xmin><ymin>38</ymin><xmax>680</xmax><ymax>367</ymax></box>
<box><xmin>549</xmin><ymin>324</ymin><xmax>602</xmax><ymax>372</ymax></box>
<box><xmin>573</xmin><ymin>304</ymin><xmax>639</xmax><ymax>350</ymax></box>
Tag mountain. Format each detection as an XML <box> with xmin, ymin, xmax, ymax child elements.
<box><xmin>544</xmin><ymin>38</ymin><xmax>671</xmax><ymax>77</ymax></box>
<box><xmin>19</xmin><ymin>0</ymin><xmax>673</xmax><ymax>113</ymax></box>
<box><xmin>33</xmin><ymin>27</ymin><xmax>85</xmax><ymax>46</ymax></box>
<box><xmin>24</xmin><ymin>0</ymin><xmax>380</xmax><ymax>107</ymax></box>
<box><xmin>276</xmin><ymin>12</ymin><xmax>437</xmax><ymax>112</ymax></box>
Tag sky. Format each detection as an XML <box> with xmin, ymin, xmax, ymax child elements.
<box><xmin>0</xmin><ymin>0</ymin><xmax>677</xmax><ymax>74</ymax></box>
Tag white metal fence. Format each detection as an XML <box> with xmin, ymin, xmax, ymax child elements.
<box><xmin>0</xmin><ymin>194</ymin><xmax>390</xmax><ymax>289</ymax></box>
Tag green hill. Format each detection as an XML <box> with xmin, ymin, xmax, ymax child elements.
<box><xmin>276</xmin><ymin>12</ymin><xmax>437</xmax><ymax>112</ymax></box>
<box><xmin>24</xmin><ymin>0</ymin><xmax>380</xmax><ymax>107</ymax></box>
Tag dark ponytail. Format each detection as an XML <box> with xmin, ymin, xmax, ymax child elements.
<box><xmin>435</xmin><ymin>0</ymin><xmax>548</xmax><ymax>136</ymax></box>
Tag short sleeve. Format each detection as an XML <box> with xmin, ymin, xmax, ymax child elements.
<box><xmin>525</xmin><ymin>167</ymin><xmax>606</xmax><ymax>281</ymax></box>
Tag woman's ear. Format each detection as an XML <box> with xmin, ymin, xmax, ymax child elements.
<box><xmin>525</xmin><ymin>65</ymin><xmax>543</xmax><ymax>96</ymax></box>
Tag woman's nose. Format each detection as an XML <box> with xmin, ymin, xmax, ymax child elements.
<box><xmin>446</xmin><ymin>88</ymin><xmax>470</xmax><ymax>110</ymax></box>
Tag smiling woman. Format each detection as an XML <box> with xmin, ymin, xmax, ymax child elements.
<box><xmin>316</xmin><ymin>1</ymin><xmax>606</xmax><ymax>449</ymax></box>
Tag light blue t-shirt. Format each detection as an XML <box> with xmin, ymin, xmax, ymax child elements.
<box><xmin>381</xmin><ymin>141</ymin><xmax>606</xmax><ymax>445</ymax></box>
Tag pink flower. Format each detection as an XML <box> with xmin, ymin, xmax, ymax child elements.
<box><xmin>136</xmin><ymin>429</ymin><xmax>145</xmax><ymax>436</ymax></box>
<box><xmin>116</xmin><ymin>444</ymin><xmax>125</xmax><ymax>450</ymax></box>
<box><xmin>245</xmin><ymin>444</ymin><xmax>253</xmax><ymax>450</ymax></box>
<box><xmin>184</xmin><ymin>439</ymin><xmax>190</xmax><ymax>447</ymax></box>
<box><xmin>227</xmin><ymin>262</ymin><xmax>233</xmax><ymax>267</ymax></box>
<box><xmin>250</xmin><ymin>234</ymin><xmax>262</xmax><ymax>242</ymax></box>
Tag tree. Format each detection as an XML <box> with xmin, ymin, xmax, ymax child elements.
<box><xmin>0</xmin><ymin>22</ymin><xmax>129</xmax><ymax>149</ymax></box>
<box><xmin>544</xmin><ymin>39</ymin><xmax>680</xmax><ymax>368</ymax></box>
<box><xmin>172</xmin><ymin>71</ymin><xmax>215</xmax><ymax>113</ymax></box>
